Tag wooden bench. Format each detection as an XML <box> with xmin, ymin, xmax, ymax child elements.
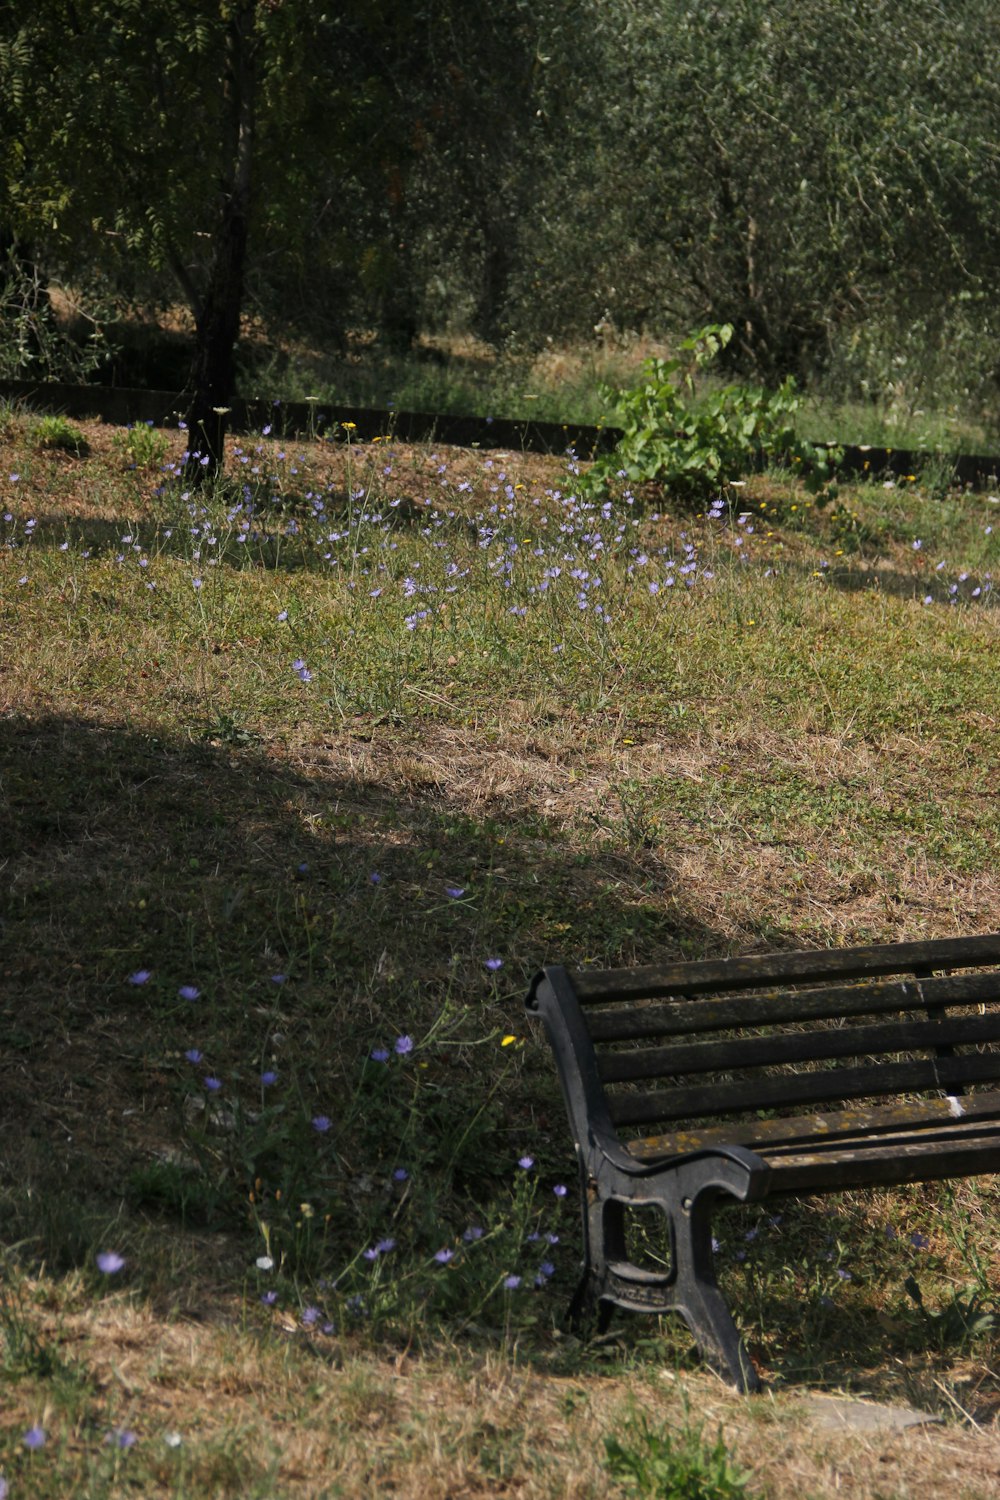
<box><xmin>525</xmin><ymin>933</ymin><xmax>1000</xmax><ymax>1391</ymax></box>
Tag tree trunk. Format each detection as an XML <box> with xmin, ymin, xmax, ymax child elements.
<box><xmin>474</xmin><ymin>222</ymin><xmax>514</xmax><ymax>349</ymax></box>
<box><xmin>184</xmin><ymin>2</ymin><xmax>257</xmax><ymax>484</ymax></box>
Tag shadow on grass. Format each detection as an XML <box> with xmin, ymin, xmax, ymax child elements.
<box><xmin>820</xmin><ymin>562</ymin><xmax>997</xmax><ymax>609</ymax></box>
<box><xmin>23</xmin><ymin>496</ymin><xmax>436</xmax><ymax>579</ymax></box>
<box><xmin>714</xmin><ymin>1193</ymin><xmax>1000</xmax><ymax>1405</ymax></box>
<box><xmin>5</xmin><ymin>713</ymin><xmax>997</xmax><ymax>1403</ymax></box>
<box><xmin>0</xmin><ymin>708</ymin><xmax>723</xmax><ymax>1275</ymax></box>
<box><xmin>565</xmin><ymin>1179</ymin><xmax>1000</xmax><ymax>1400</ymax></box>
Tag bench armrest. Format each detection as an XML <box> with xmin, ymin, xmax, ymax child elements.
<box><xmin>589</xmin><ymin>1126</ymin><xmax>769</xmax><ymax>1195</ymax></box>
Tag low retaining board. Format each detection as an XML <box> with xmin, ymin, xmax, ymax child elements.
<box><xmin>3</xmin><ymin>378</ymin><xmax>999</xmax><ymax>486</ymax></box>
<box><xmin>0</xmin><ymin>379</ymin><xmax>618</xmax><ymax>457</ymax></box>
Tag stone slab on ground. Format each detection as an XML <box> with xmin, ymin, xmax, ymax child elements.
<box><xmin>802</xmin><ymin>1392</ymin><xmax>943</xmax><ymax>1434</ymax></box>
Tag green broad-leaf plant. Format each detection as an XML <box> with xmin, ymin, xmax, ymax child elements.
<box><xmin>588</xmin><ymin>324</ymin><xmax>838</xmax><ymax>509</ymax></box>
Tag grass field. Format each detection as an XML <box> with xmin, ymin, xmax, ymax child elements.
<box><xmin>1</xmin><ymin>400</ymin><xmax>999</xmax><ymax>1496</ymax></box>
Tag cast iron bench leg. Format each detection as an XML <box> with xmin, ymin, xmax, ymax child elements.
<box><xmin>567</xmin><ymin>1179</ymin><xmax>621</xmax><ymax>1333</ymax></box>
<box><xmin>668</xmin><ymin>1189</ymin><xmax>760</xmax><ymax>1393</ymax></box>
<box><xmin>568</xmin><ymin>1176</ymin><xmax>760</xmax><ymax>1392</ymax></box>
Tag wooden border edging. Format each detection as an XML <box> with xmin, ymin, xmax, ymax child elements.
<box><xmin>3</xmin><ymin>378</ymin><xmax>1000</xmax><ymax>488</ymax></box>
<box><xmin>0</xmin><ymin>379</ymin><xmax>619</xmax><ymax>458</ymax></box>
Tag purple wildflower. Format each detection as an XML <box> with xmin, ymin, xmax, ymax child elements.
<box><xmin>484</xmin><ymin>957</ymin><xmax>503</xmax><ymax>972</ymax></box>
<box><xmin>96</xmin><ymin>1251</ymin><xmax>125</xmax><ymax>1275</ymax></box>
<box><xmin>178</xmin><ymin>985</ymin><xmax>200</xmax><ymax>1002</ymax></box>
<box><xmin>127</xmin><ymin>969</ymin><xmax>151</xmax><ymax>985</ymax></box>
<box><xmin>203</xmin><ymin>1077</ymin><xmax>222</xmax><ymax>1093</ymax></box>
<box><xmin>518</xmin><ymin>1155</ymin><xmax>535</xmax><ymax>1170</ymax></box>
<box><xmin>23</xmin><ymin>1426</ymin><xmax>46</xmax><ymax>1449</ymax></box>
<box><xmin>504</xmin><ymin>1275</ymin><xmax>522</xmax><ymax>1290</ymax></box>
<box><xmin>261</xmin><ymin>1070</ymin><xmax>278</xmax><ymax>1086</ymax></box>
<box><xmin>370</xmin><ymin>1047</ymin><xmax>390</xmax><ymax>1063</ymax></box>
<box><xmin>394</xmin><ymin>1035</ymin><xmax>414</xmax><ymax>1055</ymax></box>
<box><xmin>434</xmin><ymin>1248</ymin><xmax>454</xmax><ymax>1264</ymax></box>
<box><xmin>311</xmin><ymin>1115</ymin><xmax>331</xmax><ymax>1133</ymax></box>
<box><xmin>553</xmin><ymin>1184</ymin><xmax>568</xmax><ymax>1198</ymax></box>
<box><xmin>184</xmin><ymin>1049</ymin><xmax>203</xmax><ymax>1064</ymax></box>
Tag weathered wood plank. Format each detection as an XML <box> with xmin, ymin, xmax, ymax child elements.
<box><xmin>608</xmin><ymin>1051</ymin><xmax>1000</xmax><ymax>1127</ymax></box>
<box><xmin>570</xmin><ymin>933</ymin><xmax>1000</xmax><ymax>1005</ymax></box>
<box><xmin>764</xmin><ymin>1136</ymin><xmax>1000</xmax><ymax>1194</ymax></box>
<box><xmin>759</xmin><ymin>1115</ymin><xmax>1000</xmax><ymax>1156</ymax></box>
<box><xmin>626</xmin><ymin>1090</ymin><xmax>1000</xmax><ymax>1161</ymax></box>
<box><xmin>598</xmin><ymin>1011</ymin><xmax>1000</xmax><ymax>1085</ymax></box>
<box><xmin>586</xmin><ymin>971</ymin><xmax>1000</xmax><ymax>1043</ymax></box>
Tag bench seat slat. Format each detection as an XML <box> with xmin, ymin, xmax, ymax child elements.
<box><xmin>632</xmin><ymin>1091</ymin><xmax>1000</xmax><ymax>1159</ymax></box>
<box><xmin>760</xmin><ymin>1115</ymin><xmax>1000</xmax><ymax>1157</ymax></box>
<box><xmin>609</xmin><ymin>1050</ymin><xmax>1000</xmax><ymax>1127</ymax></box>
<box><xmin>627</xmin><ymin>1090</ymin><xmax>1000</xmax><ymax>1161</ymax></box>
<box><xmin>571</xmin><ymin>933</ymin><xmax>1000</xmax><ymax>1005</ymax></box>
<box><xmin>586</xmin><ymin>971</ymin><xmax>1000</xmax><ymax>1043</ymax></box>
<box><xmin>763</xmin><ymin>1136</ymin><xmax>1000</xmax><ymax>1194</ymax></box>
<box><xmin>598</xmin><ymin>1011</ymin><xmax>1000</xmax><ymax>1085</ymax></box>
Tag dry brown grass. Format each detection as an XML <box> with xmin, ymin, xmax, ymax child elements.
<box><xmin>6</xmin><ymin>1275</ymin><xmax>1000</xmax><ymax>1497</ymax></box>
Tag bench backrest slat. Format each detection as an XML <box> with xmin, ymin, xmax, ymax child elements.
<box><xmin>598</xmin><ymin>1010</ymin><xmax>1000</xmax><ymax>1085</ymax></box>
<box><xmin>526</xmin><ymin>936</ymin><xmax>1000</xmax><ymax>1148</ymax></box>
<box><xmin>571</xmin><ymin>934</ymin><xmax>1000</xmax><ymax>1005</ymax></box>
<box><xmin>586</xmin><ymin>971</ymin><xmax>999</xmax><ymax>1043</ymax></box>
<box><xmin>609</xmin><ymin>1050</ymin><xmax>1000</xmax><ymax>1127</ymax></box>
